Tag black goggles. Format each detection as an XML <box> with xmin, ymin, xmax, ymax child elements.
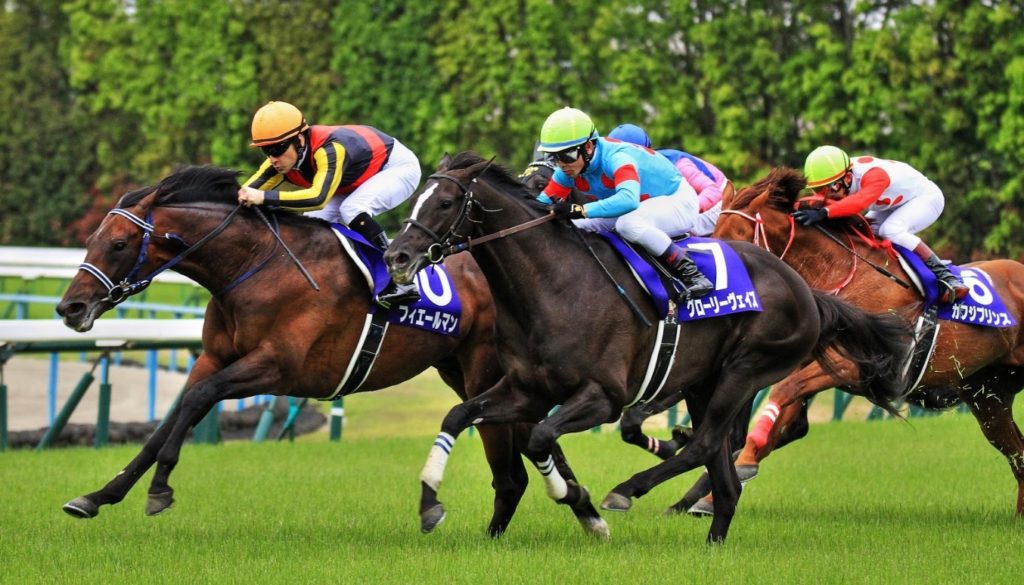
<box><xmin>813</xmin><ymin>179</ymin><xmax>846</xmax><ymax>196</ymax></box>
<box><xmin>552</xmin><ymin>146</ymin><xmax>582</xmax><ymax>164</ymax></box>
<box><xmin>260</xmin><ymin>140</ymin><xmax>292</xmax><ymax>157</ymax></box>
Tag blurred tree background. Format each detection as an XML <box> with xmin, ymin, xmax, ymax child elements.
<box><xmin>1</xmin><ymin>0</ymin><xmax>1021</xmax><ymax>260</ymax></box>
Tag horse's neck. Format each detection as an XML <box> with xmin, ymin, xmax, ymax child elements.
<box><xmin>469</xmin><ymin>199</ymin><xmax>596</xmax><ymax>322</ymax></box>
<box><xmin>152</xmin><ymin>208</ymin><xmax>291</xmax><ymax>293</ymax></box>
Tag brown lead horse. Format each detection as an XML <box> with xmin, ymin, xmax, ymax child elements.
<box><xmin>55</xmin><ymin>165</ymin><xmax>595</xmax><ymax>537</ymax></box>
<box><xmin>385</xmin><ymin>153</ymin><xmax>911</xmax><ymax>543</ymax></box>
<box><xmin>706</xmin><ymin>167</ymin><xmax>1024</xmax><ymax>516</ymax></box>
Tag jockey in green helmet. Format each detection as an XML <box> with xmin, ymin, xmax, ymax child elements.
<box><xmin>796</xmin><ymin>145</ymin><xmax>967</xmax><ymax>303</ymax></box>
<box><xmin>535</xmin><ymin>107</ymin><xmax>712</xmax><ymax>301</ymax></box>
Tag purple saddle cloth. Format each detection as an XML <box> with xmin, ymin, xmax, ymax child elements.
<box><xmin>894</xmin><ymin>244</ymin><xmax>1015</xmax><ymax>327</ymax></box>
<box><xmin>332</xmin><ymin>224</ymin><xmax>463</xmax><ymax>336</ymax></box>
<box><xmin>597</xmin><ymin>233</ymin><xmax>762</xmax><ymax>322</ymax></box>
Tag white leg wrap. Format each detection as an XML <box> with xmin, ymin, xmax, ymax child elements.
<box><xmin>420</xmin><ymin>432</ymin><xmax>455</xmax><ymax>492</ymax></box>
<box><xmin>535</xmin><ymin>455</ymin><xmax>568</xmax><ymax>501</ymax></box>
<box><xmin>758</xmin><ymin>401</ymin><xmax>781</xmax><ymax>423</ymax></box>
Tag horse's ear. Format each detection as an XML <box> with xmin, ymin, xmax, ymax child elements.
<box><xmin>437</xmin><ymin>153</ymin><xmax>453</xmax><ymax>172</ymax></box>
<box><xmin>721</xmin><ymin>180</ymin><xmax>736</xmax><ymax>210</ymax></box>
<box><xmin>466</xmin><ymin>158</ymin><xmax>494</xmax><ymax>179</ymax></box>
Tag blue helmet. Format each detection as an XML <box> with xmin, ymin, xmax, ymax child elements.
<box><xmin>608</xmin><ymin>123</ymin><xmax>651</xmax><ymax>148</ymax></box>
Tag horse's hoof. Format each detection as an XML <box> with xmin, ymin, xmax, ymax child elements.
<box><xmin>687</xmin><ymin>497</ymin><xmax>714</xmax><ymax>517</ymax></box>
<box><xmin>420</xmin><ymin>503</ymin><xmax>446</xmax><ymax>534</ymax></box>
<box><xmin>736</xmin><ymin>464</ymin><xmax>759</xmax><ymax>484</ymax></box>
<box><xmin>145</xmin><ymin>491</ymin><xmax>175</xmax><ymax>516</ymax></box>
<box><xmin>577</xmin><ymin>516</ymin><xmax>611</xmax><ymax>539</ymax></box>
<box><xmin>63</xmin><ymin>496</ymin><xmax>99</xmax><ymax>519</ymax></box>
<box><xmin>599</xmin><ymin>492</ymin><xmax>632</xmax><ymax>512</ymax></box>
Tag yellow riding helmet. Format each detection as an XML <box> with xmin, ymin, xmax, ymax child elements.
<box><xmin>804</xmin><ymin>145</ymin><xmax>851</xmax><ymax>189</ymax></box>
<box><xmin>250</xmin><ymin>101</ymin><xmax>309</xmax><ymax>147</ymax></box>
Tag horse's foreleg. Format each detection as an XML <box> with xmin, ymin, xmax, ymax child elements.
<box><xmin>420</xmin><ymin>377</ymin><xmax>543</xmax><ymax>534</ymax></box>
<box><xmin>145</xmin><ymin>355</ymin><xmax>270</xmax><ymax>516</ymax></box>
<box><xmin>62</xmin><ymin>409</ymin><xmax>180</xmax><ymax>518</ymax></box>
<box><xmin>63</xmin><ymin>353</ymin><xmax>222</xmax><ymax>519</ymax></box>
<box><xmin>475</xmin><ymin>423</ymin><xmax>529</xmax><ymax>537</ymax></box>
<box><xmin>620</xmin><ymin>391</ymin><xmax>689</xmax><ymax>460</ymax></box>
<box><xmin>740</xmin><ymin>363</ymin><xmax>835</xmax><ymax>463</ymax></box>
<box><xmin>525</xmin><ymin>382</ymin><xmax>616</xmax><ymax>538</ymax></box>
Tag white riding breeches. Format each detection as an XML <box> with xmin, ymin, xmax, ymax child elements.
<box><xmin>305</xmin><ymin>139</ymin><xmax>422</xmax><ymax>225</ymax></box>
<box><xmin>865</xmin><ymin>186</ymin><xmax>944</xmax><ymax>250</ymax></box>
<box><xmin>572</xmin><ymin>181</ymin><xmax>700</xmax><ymax>256</ymax></box>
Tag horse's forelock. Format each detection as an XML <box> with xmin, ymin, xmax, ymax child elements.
<box><xmin>733</xmin><ymin>167</ymin><xmax>806</xmax><ymax>211</ymax></box>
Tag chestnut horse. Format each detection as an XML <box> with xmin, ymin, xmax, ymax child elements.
<box><xmin>385</xmin><ymin>153</ymin><xmax>911</xmax><ymax>543</ymax></box>
<box><xmin>703</xmin><ymin>167</ymin><xmax>1024</xmax><ymax>516</ymax></box>
<box><xmin>54</xmin><ymin>165</ymin><xmax>596</xmax><ymax>537</ymax></box>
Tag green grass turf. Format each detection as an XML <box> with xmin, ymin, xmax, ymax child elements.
<box><xmin>1</xmin><ymin>412</ymin><xmax>1022</xmax><ymax>584</ymax></box>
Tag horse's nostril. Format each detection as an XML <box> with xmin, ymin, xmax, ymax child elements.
<box><xmin>59</xmin><ymin>302</ymin><xmax>85</xmax><ymax>318</ymax></box>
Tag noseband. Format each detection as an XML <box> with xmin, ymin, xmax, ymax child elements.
<box><xmin>78</xmin><ymin>204</ymin><xmax>241</xmax><ymax>305</ymax></box>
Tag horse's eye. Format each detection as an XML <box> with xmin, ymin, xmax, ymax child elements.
<box><xmin>439</xmin><ymin>199</ymin><xmax>453</xmax><ymax>210</ymax></box>
<box><xmin>112</xmin><ymin>240</ymin><xmax>128</xmax><ymax>252</ymax></box>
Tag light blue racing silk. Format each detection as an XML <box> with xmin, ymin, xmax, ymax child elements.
<box><xmin>539</xmin><ymin>138</ymin><xmax>684</xmax><ymax>218</ymax></box>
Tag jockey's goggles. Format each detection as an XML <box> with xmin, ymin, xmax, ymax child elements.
<box><xmin>552</xmin><ymin>146</ymin><xmax>583</xmax><ymax>164</ymax></box>
<box><xmin>814</xmin><ymin>178</ymin><xmax>846</xmax><ymax>197</ymax></box>
<box><xmin>260</xmin><ymin>140</ymin><xmax>292</xmax><ymax>158</ymax></box>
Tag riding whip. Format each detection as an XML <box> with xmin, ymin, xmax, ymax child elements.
<box><xmin>569</xmin><ymin>226</ymin><xmax>653</xmax><ymax>328</ymax></box>
<box><xmin>813</xmin><ymin>225</ymin><xmax>911</xmax><ymax>289</ymax></box>
<box><xmin>251</xmin><ymin>206</ymin><xmax>320</xmax><ymax>291</ymax></box>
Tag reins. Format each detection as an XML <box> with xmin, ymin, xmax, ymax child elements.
<box><xmin>406</xmin><ymin>167</ymin><xmax>652</xmax><ymax>327</ymax></box>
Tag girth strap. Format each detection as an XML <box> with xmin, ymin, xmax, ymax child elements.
<box><xmin>626</xmin><ymin>307</ymin><xmax>681</xmax><ymax>408</ymax></box>
<box><xmin>326</xmin><ymin>310</ymin><xmax>390</xmax><ymax>400</ymax></box>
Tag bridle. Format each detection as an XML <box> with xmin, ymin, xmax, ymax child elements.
<box><xmin>718</xmin><ymin>208</ymin><xmax>798</xmax><ymax>260</ymax></box>
<box><xmin>78</xmin><ymin>204</ymin><xmax>242</xmax><ymax>305</ymax></box>
<box><xmin>719</xmin><ymin>206</ymin><xmax>861</xmax><ymax>294</ymax></box>
<box><xmin>402</xmin><ymin>170</ymin><xmax>556</xmax><ymax>264</ymax></box>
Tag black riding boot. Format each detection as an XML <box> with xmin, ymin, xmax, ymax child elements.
<box><xmin>349</xmin><ymin>212</ymin><xmax>421</xmax><ymax>308</ymax></box>
<box><xmin>660</xmin><ymin>244</ymin><xmax>713</xmax><ymax>301</ymax></box>
<box><xmin>923</xmin><ymin>254</ymin><xmax>967</xmax><ymax>303</ymax></box>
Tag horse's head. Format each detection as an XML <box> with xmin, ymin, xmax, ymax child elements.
<box><xmin>385</xmin><ymin>153</ymin><xmax>494</xmax><ymax>284</ymax></box>
<box><xmin>57</xmin><ymin>166</ymin><xmax>242</xmax><ymax>331</ymax></box>
<box><xmin>713</xmin><ymin>167</ymin><xmax>806</xmax><ymax>246</ymax></box>
<box><xmin>56</xmin><ymin>186</ymin><xmax>163</xmax><ymax>331</ymax></box>
<box><xmin>386</xmin><ymin>152</ymin><xmax>544</xmax><ymax>285</ymax></box>
<box><xmin>519</xmin><ymin>158</ymin><xmax>556</xmax><ymax>194</ymax></box>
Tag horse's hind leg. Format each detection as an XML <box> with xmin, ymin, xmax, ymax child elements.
<box><xmin>960</xmin><ymin>367</ymin><xmax>1024</xmax><ymax>515</ymax></box>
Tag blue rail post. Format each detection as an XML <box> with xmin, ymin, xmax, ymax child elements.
<box><xmin>95</xmin><ymin>353</ymin><xmax>111</xmax><ymax>448</ymax></box>
<box><xmin>253</xmin><ymin>396</ymin><xmax>278</xmax><ymax>443</ymax></box>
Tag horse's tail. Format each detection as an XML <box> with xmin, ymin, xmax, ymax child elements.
<box><xmin>810</xmin><ymin>290</ymin><xmax>912</xmax><ymax>415</ymax></box>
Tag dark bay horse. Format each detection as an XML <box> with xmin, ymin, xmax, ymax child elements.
<box><xmin>55</xmin><ymin>165</ymin><xmax>594</xmax><ymax>536</ymax></box>
<box><xmin>385</xmin><ymin>153</ymin><xmax>911</xmax><ymax>543</ymax></box>
<box><xmin>707</xmin><ymin>167</ymin><xmax>1024</xmax><ymax>516</ymax></box>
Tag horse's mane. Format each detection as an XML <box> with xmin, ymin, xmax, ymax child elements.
<box><xmin>732</xmin><ymin>167</ymin><xmax>806</xmax><ymax>212</ymax></box>
<box><xmin>446</xmin><ymin>152</ymin><xmax>537</xmax><ymax>201</ymax></box>
<box><xmin>118</xmin><ymin>166</ymin><xmax>241</xmax><ymax>208</ymax></box>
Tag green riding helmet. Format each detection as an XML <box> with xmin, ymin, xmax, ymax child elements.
<box><xmin>538</xmin><ymin>107</ymin><xmax>599</xmax><ymax>152</ymax></box>
<box><xmin>804</xmin><ymin>145</ymin><xmax>851</xmax><ymax>189</ymax></box>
